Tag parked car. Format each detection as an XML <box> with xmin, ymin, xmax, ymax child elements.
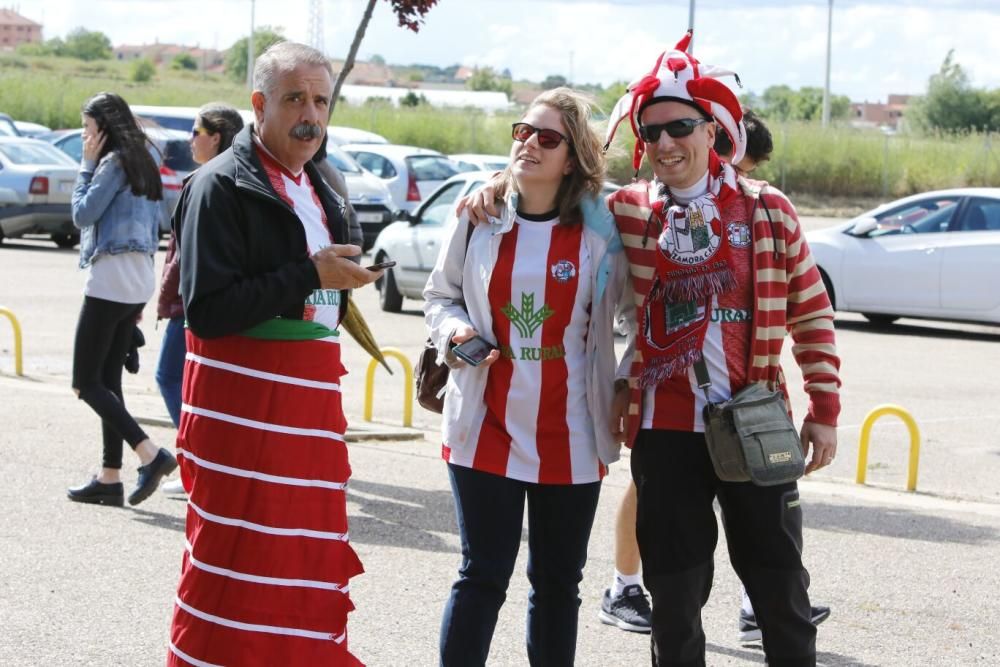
<box><xmin>806</xmin><ymin>188</ymin><xmax>1000</xmax><ymax>325</ymax></box>
<box><xmin>0</xmin><ymin>137</ymin><xmax>81</xmax><ymax>247</ymax></box>
<box><xmin>0</xmin><ymin>112</ymin><xmax>20</xmax><ymax>137</ymax></box>
<box><xmin>369</xmin><ymin>170</ymin><xmax>491</xmax><ymax>311</ymax></box>
<box><xmin>45</xmin><ymin>126</ymin><xmax>195</xmax><ymax>235</ymax></box>
<box><xmin>13</xmin><ymin>121</ymin><xmax>51</xmax><ymax>138</ymax></box>
<box><xmin>343</xmin><ymin>144</ymin><xmax>460</xmax><ymax>214</ymax></box>
<box><xmin>325</xmin><ymin>141</ymin><xmax>397</xmax><ymax>250</ymax></box>
<box><xmin>449</xmin><ymin>153</ymin><xmax>509</xmax><ymax>173</ymax></box>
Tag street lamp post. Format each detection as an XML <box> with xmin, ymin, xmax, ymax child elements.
<box><xmin>688</xmin><ymin>0</ymin><xmax>696</xmax><ymax>53</ymax></box>
<box><xmin>247</xmin><ymin>0</ymin><xmax>256</xmax><ymax>89</ymax></box>
<box><xmin>822</xmin><ymin>0</ymin><xmax>833</xmax><ymax>127</ymax></box>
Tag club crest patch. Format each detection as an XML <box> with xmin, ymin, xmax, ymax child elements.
<box><xmin>550</xmin><ymin>259</ymin><xmax>577</xmax><ymax>283</ymax></box>
<box><xmin>659</xmin><ymin>201</ymin><xmax>723</xmax><ymax>265</ymax></box>
<box><xmin>726</xmin><ymin>222</ymin><xmax>751</xmax><ymax>248</ymax></box>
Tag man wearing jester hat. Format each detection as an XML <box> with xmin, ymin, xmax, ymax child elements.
<box><xmin>601</xmin><ymin>31</ymin><xmax>841</xmax><ymax>666</ymax></box>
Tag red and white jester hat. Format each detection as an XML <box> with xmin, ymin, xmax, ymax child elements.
<box><xmin>604</xmin><ymin>30</ymin><xmax>747</xmax><ymax>171</ymax></box>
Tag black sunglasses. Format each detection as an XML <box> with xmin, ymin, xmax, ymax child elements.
<box><xmin>511</xmin><ymin>122</ymin><xmax>570</xmax><ymax>150</ymax></box>
<box><xmin>638</xmin><ymin>118</ymin><xmax>709</xmax><ymax>143</ymax></box>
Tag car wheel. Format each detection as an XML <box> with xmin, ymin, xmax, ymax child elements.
<box><xmin>0</xmin><ymin>226</ymin><xmax>5</xmax><ymax>244</ymax></box>
<box><xmin>379</xmin><ymin>265</ymin><xmax>403</xmax><ymax>313</ymax></box>
<box><xmin>818</xmin><ymin>268</ymin><xmax>836</xmax><ymax>310</ymax></box>
<box><xmin>52</xmin><ymin>232</ymin><xmax>80</xmax><ymax>249</ymax></box>
<box><xmin>863</xmin><ymin>313</ymin><xmax>899</xmax><ymax>326</ymax></box>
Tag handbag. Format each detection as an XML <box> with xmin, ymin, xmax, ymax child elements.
<box><xmin>697</xmin><ymin>359</ymin><xmax>805</xmax><ymax>486</ymax></box>
<box><xmin>415</xmin><ymin>220</ymin><xmax>475</xmax><ymax>414</ymax></box>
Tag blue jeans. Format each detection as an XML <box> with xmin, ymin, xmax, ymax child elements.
<box><xmin>155</xmin><ymin>317</ymin><xmax>186</xmax><ymax>427</ymax></box>
<box><xmin>440</xmin><ymin>463</ymin><xmax>601</xmax><ymax>667</ymax></box>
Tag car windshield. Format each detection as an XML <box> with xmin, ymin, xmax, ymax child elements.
<box><xmin>871</xmin><ymin>198</ymin><xmax>959</xmax><ymax>236</ymax></box>
<box><xmin>326</xmin><ymin>144</ymin><xmax>363</xmax><ymax>173</ymax></box>
<box><xmin>0</xmin><ymin>141</ymin><xmax>76</xmax><ymax>165</ymax></box>
<box><xmin>406</xmin><ymin>155</ymin><xmax>458</xmax><ymax>182</ymax></box>
<box><xmin>0</xmin><ymin>117</ymin><xmax>18</xmax><ymax>137</ymax></box>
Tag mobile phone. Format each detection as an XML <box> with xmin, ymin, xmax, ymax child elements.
<box><xmin>452</xmin><ymin>335</ymin><xmax>497</xmax><ymax>366</ymax></box>
<box><xmin>366</xmin><ymin>260</ymin><xmax>396</xmax><ymax>271</ymax></box>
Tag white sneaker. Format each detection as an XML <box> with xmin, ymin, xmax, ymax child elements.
<box><xmin>161</xmin><ymin>478</ymin><xmax>187</xmax><ymax>495</ymax></box>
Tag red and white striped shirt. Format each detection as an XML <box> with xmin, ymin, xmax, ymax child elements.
<box><xmin>443</xmin><ymin>214</ymin><xmax>605</xmax><ymax>484</ymax></box>
<box><xmin>256</xmin><ymin>139</ymin><xmax>341</xmax><ymax>332</ymax></box>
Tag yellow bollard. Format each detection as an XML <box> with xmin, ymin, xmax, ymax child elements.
<box><xmin>0</xmin><ymin>306</ymin><xmax>24</xmax><ymax>376</ymax></box>
<box><xmin>363</xmin><ymin>347</ymin><xmax>413</xmax><ymax>427</ymax></box>
<box><xmin>856</xmin><ymin>404</ymin><xmax>920</xmax><ymax>492</ymax></box>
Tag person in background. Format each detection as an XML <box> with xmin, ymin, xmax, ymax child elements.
<box><xmin>67</xmin><ymin>92</ymin><xmax>178</xmax><ymax>508</ymax></box>
<box><xmin>156</xmin><ymin>103</ymin><xmax>245</xmax><ymax>497</ymax></box>
<box><xmin>424</xmin><ymin>87</ymin><xmax>633</xmax><ymax>667</ymax></box>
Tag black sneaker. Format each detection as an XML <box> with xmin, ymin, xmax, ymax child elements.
<box><xmin>128</xmin><ymin>448</ymin><xmax>178</xmax><ymax>506</ymax></box>
<box><xmin>67</xmin><ymin>477</ymin><xmax>124</xmax><ymax>507</ymax></box>
<box><xmin>738</xmin><ymin>604</ymin><xmax>831</xmax><ymax>643</ymax></box>
<box><xmin>599</xmin><ymin>585</ymin><xmax>652</xmax><ymax>633</ymax></box>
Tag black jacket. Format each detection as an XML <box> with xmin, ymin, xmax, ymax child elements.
<box><xmin>177</xmin><ymin>125</ymin><xmax>350</xmax><ymax>339</ymax></box>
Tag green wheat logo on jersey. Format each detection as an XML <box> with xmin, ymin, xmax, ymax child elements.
<box><xmin>502</xmin><ymin>292</ymin><xmax>553</xmax><ymax>338</ymax></box>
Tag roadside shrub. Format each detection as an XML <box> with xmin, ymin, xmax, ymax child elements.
<box><xmin>130</xmin><ymin>58</ymin><xmax>156</xmax><ymax>83</ymax></box>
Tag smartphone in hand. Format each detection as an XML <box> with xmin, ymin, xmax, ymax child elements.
<box><xmin>366</xmin><ymin>260</ymin><xmax>396</xmax><ymax>271</ymax></box>
<box><xmin>452</xmin><ymin>335</ymin><xmax>497</xmax><ymax>366</ymax></box>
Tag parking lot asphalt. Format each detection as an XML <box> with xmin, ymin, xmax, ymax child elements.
<box><xmin>1</xmin><ymin>227</ymin><xmax>999</xmax><ymax>665</ymax></box>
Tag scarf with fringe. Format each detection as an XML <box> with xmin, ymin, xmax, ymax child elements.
<box><xmin>638</xmin><ymin>156</ymin><xmax>741</xmax><ymax>387</ymax></box>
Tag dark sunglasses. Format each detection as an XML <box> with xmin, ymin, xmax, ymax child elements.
<box><xmin>511</xmin><ymin>122</ymin><xmax>570</xmax><ymax>150</ymax></box>
<box><xmin>638</xmin><ymin>118</ymin><xmax>709</xmax><ymax>142</ymax></box>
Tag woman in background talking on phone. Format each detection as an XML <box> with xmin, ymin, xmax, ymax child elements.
<box><xmin>423</xmin><ymin>88</ymin><xmax>634</xmax><ymax>667</ymax></box>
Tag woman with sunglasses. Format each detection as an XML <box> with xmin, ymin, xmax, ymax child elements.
<box><xmin>156</xmin><ymin>103</ymin><xmax>244</xmax><ymax>496</ymax></box>
<box><xmin>67</xmin><ymin>92</ymin><xmax>177</xmax><ymax>507</ymax></box>
<box><xmin>424</xmin><ymin>88</ymin><xmax>633</xmax><ymax>666</ymax></box>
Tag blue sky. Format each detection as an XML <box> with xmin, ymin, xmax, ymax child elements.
<box><xmin>21</xmin><ymin>0</ymin><xmax>1000</xmax><ymax>103</ymax></box>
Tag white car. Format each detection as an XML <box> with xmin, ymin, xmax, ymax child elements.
<box><xmin>0</xmin><ymin>137</ymin><xmax>80</xmax><ymax>247</ymax></box>
<box><xmin>324</xmin><ymin>142</ymin><xmax>396</xmax><ymax>250</ymax></box>
<box><xmin>806</xmin><ymin>188</ymin><xmax>1000</xmax><ymax>325</ymax></box>
<box><xmin>369</xmin><ymin>170</ymin><xmax>493</xmax><ymax>311</ymax></box>
<box><xmin>368</xmin><ymin>172</ymin><xmax>623</xmax><ymax>312</ymax></box>
<box><xmin>342</xmin><ymin>143</ymin><xmax>460</xmax><ymax>213</ymax></box>
<box><xmin>449</xmin><ymin>153</ymin><xmax>509</xmax><ymax>173</ymax></box>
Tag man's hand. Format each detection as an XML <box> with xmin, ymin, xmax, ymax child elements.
<box><xmin>311</xmin><ymin>244</ymin><xmax>380</xmax><ymax>290</ymax></box>
<box><xmin>82</xmin><ymin>129</ymin><xmax>106</xmax><ymax>163</ymax></box>
<box><xmin>454</xmin><ymin>173</ymin><xmax>504</xmax><ymax>226</ymax></box>
<box><xmin>610</xmin><ymin>382</ymin><xmax>630</xmax><ymax>445</ymax></box>
<box><xmin>801</xmin><ymin>421</ymin><xmax>838</xmax><ymax>474</ymax></box>
<box><xmin>450</xmin><ymin>325</ymin><xmax>499</xmax><ymax>368</ymax></box>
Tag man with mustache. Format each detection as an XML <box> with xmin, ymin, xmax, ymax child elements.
<box><xmin>167</xmin><ymin>41</ymin><xmax>377</xmax><ymax>666</ymax></box>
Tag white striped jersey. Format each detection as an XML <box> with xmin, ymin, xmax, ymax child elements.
<box><xmin>443</xmin><ymin>214</ymin><xmax>605</xmax><ymax>484</ymax></box>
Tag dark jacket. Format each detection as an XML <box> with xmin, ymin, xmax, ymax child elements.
<box><xmin>177</xmin><ymin>125</ymin><xmax>350</xmax><ymax>339</ymax></box>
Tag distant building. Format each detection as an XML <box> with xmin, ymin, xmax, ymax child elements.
<box><xmin>114</xmin><ymin>42</ymin><xmax>225</xmax><ymax>72</ymax></box>
<box><xmin>850</xmin><ymin>94</ymin><xmax>913</xmax><ymax>130</ymax></box>
<box><xmin>0</xmin><ymin>8</ymin><xmax>41</xmax><ymax>50</ymax></box>
<box><xmin>330</xmin><ymin>59</ymin><xmax>395</xmax><ymax>87</ymax></box>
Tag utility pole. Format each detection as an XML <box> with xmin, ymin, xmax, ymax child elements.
<box><xmin>821</xmin><ymin>0</ymin><xmax>833</xmax><ymax>127</ymax></box>
<box><xmin>308</xmin><ymin>0</ymin><xmax>325</xmax><ymax>54</ymax></box>
<box><xmin>688</xmin><ymin>0</ymin><xmax>696</xmax><ymax>54</ymax></box>
<box><xmin>246</xmin><ymin>0</ymin><xmax>256</xmax><ymax>89</ymax></box>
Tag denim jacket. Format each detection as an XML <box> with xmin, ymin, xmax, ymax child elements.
<box><xmin>72</xmin><ymin>152</ymin><xmax>160</xmax><ymax>268</ymax></box>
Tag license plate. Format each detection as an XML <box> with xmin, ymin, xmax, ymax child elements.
<box><xmin>357</xmin><ymin>212</ymin><xmax>384</xmax><ymax>223</ymax></box>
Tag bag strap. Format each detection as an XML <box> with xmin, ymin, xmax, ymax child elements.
<box><xmin>694</xmin><ymin>357</ymin><xmax>712</xmax><ymax>403</ymax></box>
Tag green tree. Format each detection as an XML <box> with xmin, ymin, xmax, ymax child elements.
<box><xmin>760</xmin><ymin>85</ymin><xmax>797</xmax><ymax>121</ymax></box>
<box><xmin>466</xmin><ymin>66</ymin><xmax>512</xmax><ymax>97</ymax></box>
<box><xmin>171</xmin><ymin>53</ymin><xmax>198</xmax><ymax>71</ymax></box>
<box><xmin>225</xmin><ymin>26</ymin><xmax>286</xmax><ymax>83</ymax></box>
<box><xmin>400</xmin><ymin>91</ymin><xmax>427</xmax><ymax>107</ymax></box>
<box><xmin>911</xmin><ymin>50</ymin><xmax>996</xmax><ymax>132</ymax></box>
<box><xmin>541</xmin><ymin>74</ymin><xmax>567</xmax><ymax>90</ymax></box>
<box><xmin>130</xmin><ymin>58</ymin><xmax>156</xmax><ymax>83</ymax></box>
<box><xmin>63</xmin><ymin>28</ymin><xmax>112</xmax><ymax>60</ymax></box>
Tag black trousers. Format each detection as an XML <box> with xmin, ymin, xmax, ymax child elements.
<box><xmin>72</xmin><ymin>296</ymin><xmax>149</xmax><ymax>469</ymax></box>
<box><xmin>631</xmin><ymin>429</ymin><xmax>815</xmax><ymax>667</ymax></box>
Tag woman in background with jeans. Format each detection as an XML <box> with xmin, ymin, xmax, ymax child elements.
<box><xmin>156</xmin><ymin>103</ymin><xmax>244</xmax><ymax>496</ymax></box>
<box><xmin>424</xmin><ymin>88</ymin><xmax>633</xmax><ymax>666</ymax></box>
<box><xmin>67</xmin><ymin>92</ymin><xmax>177</xmax><ymax>508</ymax></box>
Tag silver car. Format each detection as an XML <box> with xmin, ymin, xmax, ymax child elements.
<box><xmin>0</xmin><ymin>137</ymin><xmax>80</xmax><ymax>248</ymax></box>
<box><xmin>342</xmin><ymin>144</ymin><xmax>460</xmax><ymax>213</ymax></box>
<box><xmin>325</xmin><ymin>142</ymin><xmax>397</xmax><ymax>251</ymax></box>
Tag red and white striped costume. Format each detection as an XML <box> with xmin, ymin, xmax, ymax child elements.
<box><xmin>610</xmin><ymin>178</ymin><xmax>841</xmax><ymax>444</ymax></box>
<box><xmin>442</xmin><ymin>216</ymin><xmax>605</xmax><ymax>485</ymax></box>
<box><xmin>168</xmin><ymin>332</ymin><xmax>363</xmax><ymax>667</ymax></box>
